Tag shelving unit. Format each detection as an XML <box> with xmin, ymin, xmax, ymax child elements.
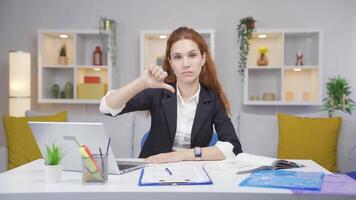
<box><xmin>38</xmin><ymin>30</ymin><xmax>111</xmax><ymax>104</ymax></box>
<box><xmin>140</xmin><ymin>29</ymin><xmax>215</xmax><ymax>73</ymax></box>
<box><xmin>244</xmin><ymin>29</ymin><xmax>322</xmax><ymax>106</ymax></box>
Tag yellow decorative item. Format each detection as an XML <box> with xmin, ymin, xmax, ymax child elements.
<box><xmin>258</xmin><ymin>46</ymin><xmax>268</xmax><ymax>54</ymax></box>
<box><xmin>2</xmin><ymin>112</ymin><xmax>67</xmax><ymax>170</ymax></box>
<box><xmin>257</xmin><ymin>46</ymin><xmax>269</xmax><ymax>66</ymax></box>
<box><xmin>277</xmin><ymin>113</ymin><xmax>341</xmax><ymax>172</ymax></box>
<box><xmin>77</xmin><ymin>83</ymin><xmax>107</xmax><ymax>99</ymax></box>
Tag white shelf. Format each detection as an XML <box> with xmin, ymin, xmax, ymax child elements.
<box><xmin>243</xmin><ymin>29</ymin><xmax>322</xmax><ymax>106</ymax></box>
<box><xmin>38</xmin><ymin>29</ymin><xmax>112</xmax><ymax>104</ymax></box>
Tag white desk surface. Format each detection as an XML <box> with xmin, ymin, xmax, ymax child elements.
<box><xmin>0</xmin><ymin>159</ymin><xmax>354</xmax><ymax>200</ymax></box>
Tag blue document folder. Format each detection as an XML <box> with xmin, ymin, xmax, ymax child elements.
<box><xmin>138</xmin><ymin>164</ymin><xmax>213</xmax><ymax>186</ymax></box>
<box><xmin>239</xmin><ymin>170</ymin><xmax>324</xmax><ymax>190</ymax></box>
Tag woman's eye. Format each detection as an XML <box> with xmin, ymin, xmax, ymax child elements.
<box><xmin>189</xmin><ymin>53</ymin><xmax>197</xmax><ymax>58</ymax></box>
<box><xmin>174</xmin><ymin>56</ymin><xmax>182</xmax><ymax>60</ymax></box>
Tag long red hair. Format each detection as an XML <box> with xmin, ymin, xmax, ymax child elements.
<box><xmin>163</xmin><ymin>27</ymin><xmax>231</xmax><ymax>115</ymax></box>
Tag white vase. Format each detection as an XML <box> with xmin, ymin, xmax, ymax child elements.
<box><xmin>45</xmin><ymin>164</ymin><xmax>63</xmax><ymax>183</ymax></box>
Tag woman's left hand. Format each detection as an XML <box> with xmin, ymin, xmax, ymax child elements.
<box><xmin>145</xmin><ymin>152</ymin><xmax>184</xmax><ymax>164</ymax></box>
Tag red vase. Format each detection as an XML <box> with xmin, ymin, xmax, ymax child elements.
<box><xmin>93</xmin><ymin>46</ymin><xmax>103</xmax><ymax>66</ymax></box>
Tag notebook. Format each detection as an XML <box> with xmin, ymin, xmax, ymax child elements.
<box><xmin>29</xmin><ymin>121</ymin><xmax>147</xmax><ymax>175</ymax></box>
<box><xmin>233</xmin><ymin>153</ymin><xmax>305</xmax><ymax>174</ymax></box>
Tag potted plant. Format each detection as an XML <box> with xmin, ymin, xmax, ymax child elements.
<box><xmin>323</xmin><ymin>76</ymin><xmax>356</xmax><ymax>117</ymax></box>
<box><xmin>43</xmin><ymin>143</ymin><xmax>65</xmax><ymax>183</ymax></box>
<box><xmin>58</xmin><ymin>44</ymin><xmax>68</xmax><ymax>65</ymax></box>
<box><xmin>237</xmin><ymin>16</ymin><xmax>256</xmax><ymax>78</ymax></box>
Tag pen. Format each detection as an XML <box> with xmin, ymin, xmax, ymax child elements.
<box><xmin>99</xmin><ymin>147</ymin><xmax>105</xmax><ymax>178</ymax></box>
<box><xmin>105</xmin><ymin>137</ymin><xmax>111</xmax><ymax>155</ymax></box>
<box><xmin>165</xmin><ymin>168</ymin><xmax>172</xmax><ymax>176</ymax></box>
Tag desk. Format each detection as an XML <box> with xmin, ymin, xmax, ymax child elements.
<box><xmin>0</xmin><ymin>159</ymin><xmax>354</xmax><ymax>200</ymax></box>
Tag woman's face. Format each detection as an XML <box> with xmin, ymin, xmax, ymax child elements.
<box><xmin>169</xmin><ymin>39</ymin><xmax>206</xmax><ymax>85</ymax></box>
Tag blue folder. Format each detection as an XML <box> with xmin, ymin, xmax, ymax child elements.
<box><xmin>138</xmin><ymin>165</ymin><xmax>213</xmax><ymax>186</ymax></box>
<box><xmin>239</xmin><ymin>170</ymin><xmax>324</xmax><ymax>190</ymax></box>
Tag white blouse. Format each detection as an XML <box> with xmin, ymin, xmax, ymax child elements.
<box><xmin>99</xmin><ymin>85</ymin><xmax>236</xmax><ymax>159</ymax></box>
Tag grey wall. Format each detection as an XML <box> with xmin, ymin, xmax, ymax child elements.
<box><xmin>1</xmin><ymin>0</ymin><xmax>355</xmax><ymax>147</ymax></box>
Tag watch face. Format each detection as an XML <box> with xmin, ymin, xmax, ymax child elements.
<box><xmin>195</xmin><ymin>147</ymin><xmax>202</xmax><ymax>160</ymax></box>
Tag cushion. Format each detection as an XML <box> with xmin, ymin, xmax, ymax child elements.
<box><xmin>277</xmin><ymin>113</ymin><xmax>342</xmax><ymax>172</ymax></box>
<box><xmin>238</xmin><ymin>112</ymin><xmax>278</xmax><ymax>157</ymax></box>
<box><xmin>2</xmin><ymin>112</ymin><xmax>67</xmax><ymax>170</ymax></box>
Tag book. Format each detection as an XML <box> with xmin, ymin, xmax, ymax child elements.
<box><xmin>239</xmin><ymin>170</ymin><xmax>324</xmax><ymax>190</ymax></box>
<box><xmin>234</xmin><ymin>153</ymin><xmax>305</xmax><ymax>174</ymax></box>
<box><xmin>138</xmin><ymin>163</ymin><xmax>212</xmax><ymax>186</ymax></box>
<box><xmin>84</xmin><ymin>76</ymin><xmax>100</xmax><ymax>84</ymax></box>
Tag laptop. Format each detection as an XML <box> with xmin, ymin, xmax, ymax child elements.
<box><xmin>28</xmin><ymin>121</ymin><xmax>147</xmax><ymax>175</ymax></box>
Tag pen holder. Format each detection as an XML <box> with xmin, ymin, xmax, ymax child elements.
<box><xmin>82</xmin><ymin>154</ymin><xmax>108</xmax><ymax>184</ymax></box>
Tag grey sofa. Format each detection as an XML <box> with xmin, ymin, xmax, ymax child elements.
<box><xmin>0</xmin><ymin>111</ymin><xmax>355</xmax><ymax>173</ymax></box>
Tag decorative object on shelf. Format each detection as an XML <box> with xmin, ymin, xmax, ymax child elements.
<box><xmin>262</xmin><ymin>92</ymin><xmax>276</xmax><ymax>101</ymax></box>
<box><xmin>296</xmin><ymin>49</ymin><xmax>304</xmax><ymax>66</ymax></box>
<box><xmin>99</xmin><ymin>17</ymin><xmax>117</xmax><ymax>72</ymax></box>
<box><xmin>285</xmin><ymin>91</ymin><xmax>294</xmax><ymax>101</ymax></box>
<box><xmin>237</xmin><ymin>16</ymin><xmax>256</xmax><ymax>78</ymax></box>
<box><xmin>93</xmin><ymin>46</ymin><xmax>103</xmax><ymax>66</ymax></box>
<box><xmin>84</xmin><ymin>76</ymin><xmax>100</xmax><ymax>84</ymax></box>
<box><xmin>51</xmin><ymin>84</ymin><xmax>60</xmax><ymax>98</ymax></box>
<box><xmin>257</xmin><ymin>46</ymin><xmax>269</xmax><ymax>66</ymax></box>
<box><xmin>323</xmin><ymin>76</ymin><xmax>356</xmax><ymax>117</ymax></box>
<box><xmin>64</xmin><ymin>82</ymin><xmax>73</xmax><ymax>99</ymax></box>
<box><xmin>250</xmin><ymin>95</ymin><xmax>260</xmax><ymax>101</ymax></box>
<box><xmin>43</xmin><ymin>143</ymin><xmax>65</xmax><ymax>183</ymax></box>
<box><xmin>77</xmin><ymin>83</ymin><xmax>107</xmax><ymax>99</ymax></box>
<box><xmin>58</xmin><ymin>44</ymin><xmax>68</xmax><ymax>65</ymax></box>
<box><xmin>9</xmin><ymin>51</ymin><xmax>31</xmax><ymax>117</ymax></box>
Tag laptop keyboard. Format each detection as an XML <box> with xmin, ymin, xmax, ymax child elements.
<box><xmin>117</xmin><ymin>164</ymin><xmax>140</xmax><ymax>170</ymax></box>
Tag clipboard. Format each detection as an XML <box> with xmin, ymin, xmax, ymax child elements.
<box><xmin>138</xmin><ymin>164</ymin><xmax>213</xmax><ymax>186</ymax></box>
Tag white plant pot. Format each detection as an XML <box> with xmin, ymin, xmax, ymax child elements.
<box><xmin>45</xmin><ymin>164</ymin><xmax>63</xmax><ymax>183</ymax></box>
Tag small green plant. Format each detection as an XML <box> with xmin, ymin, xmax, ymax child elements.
<box><xmin>323</xmin><ymin>76</ymin><xmax>356</xmax><ymax>117</ymax></box>
<box><xmin>237</xmin><ymin>16</ymin><xmax>256</xmax><ymax>78</ymax></box>
<box><xmin>59</xmin><ymin>44</ymin><xmax>67</xmax><ymax>57</ymax></box>
<box><xmin>43</xmin><ymin>143</ymin><xmax>65</xmax><ymax>165</ymax></box>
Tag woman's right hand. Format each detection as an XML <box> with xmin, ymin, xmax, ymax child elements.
<box><xmin>141</xmin><ymin>65</ymin><xmax>175</xmax><ymax>93</ymax></box>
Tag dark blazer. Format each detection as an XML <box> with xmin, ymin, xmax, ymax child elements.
<box><xmin>115</xmin><ymin>83</ymin><xmax>242</xmax><ymax>158</ymax></box>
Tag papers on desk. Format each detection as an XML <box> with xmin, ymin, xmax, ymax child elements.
<box><xmin>138</xmin><ymin>164</ymin><xmax>212</xmax><ymax>186</ymax></box>
<box><xmin>240</xmin><ymin>170</ymin><xmax>324</xmax><ymax>190</ymax></box>
<box><xmin>234</xmin><ymin>153</ymin><xmax>305</xmax><ymax>174</ymax></box>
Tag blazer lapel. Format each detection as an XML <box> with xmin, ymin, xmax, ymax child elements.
<box><xmin>190</xmin><ymin>86</ymin><xmax>212</xmax><ymax>145</ymax></box>
<box><xmin>161</xmin><ymin>84</ymin><xmax>177</xmax><ymax>143</ymax></box>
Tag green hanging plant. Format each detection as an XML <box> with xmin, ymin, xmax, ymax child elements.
<box><xmin>237</xmin><ymin>16</ymin><xmax>256</xmax><ymax>78</ymax></box>
<box><xmin>323</xmin><ymin>76</ymin><xmax>356</xmax><ymax>117</ymax></box>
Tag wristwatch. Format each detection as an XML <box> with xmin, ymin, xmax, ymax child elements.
<box><xmin>194</xmin><ymin>147</ymin><xmax>202</xmax><ymax>161</ymax></box>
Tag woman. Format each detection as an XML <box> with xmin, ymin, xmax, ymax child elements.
<box><xmin>100</xmin><ymin>27</ymin><xmax>242</xmax><ymax>163</ymax></box>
